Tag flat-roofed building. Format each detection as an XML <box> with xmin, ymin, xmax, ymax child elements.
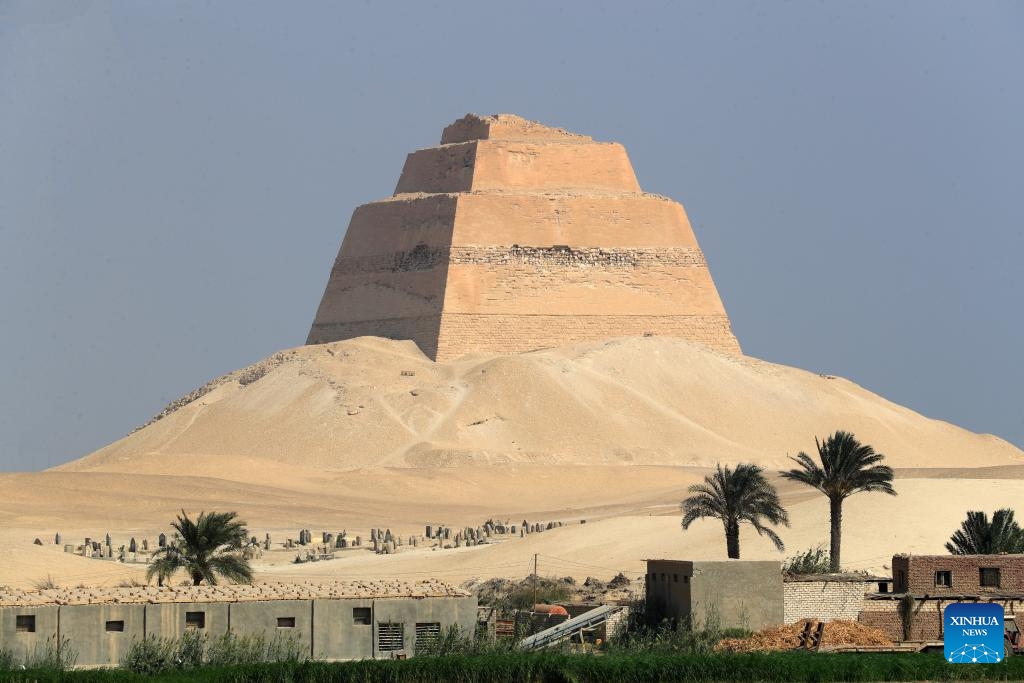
<box><xmin>0</xmin><ymin>581</ymin><xmax>475</xmax><ymax>668</ymax></box>
<box><xmin>645</xmin><ymin>559</ymin><xmax>783</xmax><ymax>631</ymax></box>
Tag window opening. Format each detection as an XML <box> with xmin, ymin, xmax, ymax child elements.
<box><xmin>378</xmin><ymin>622</ymin><xmax>404</xmax><ymax>651</ymax></box>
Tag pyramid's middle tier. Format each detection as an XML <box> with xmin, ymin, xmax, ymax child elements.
<box><xmin>307</xmin><ymin>191</ymin><xmax>741</xmax><ymax>359</ymax></box>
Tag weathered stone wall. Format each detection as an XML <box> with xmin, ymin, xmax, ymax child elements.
<box><xmin>436</xmin><ymin>314</ymin><xmax>737</xmax><ymax>359</ymax></box>
<box><xmin>308</xmin><ymin>114</ymin><xmax>741</xmax><ymax>361</ymax></box>
<box><xmin>396</xmin><ymin>143</ymin><xmax>477</xmax><ymax>194</ymax></box>
<box><xmin>451</xmin><ymin>193</ymin><xmax>701</xmax><ymax>248</ymax></box>
<box><xmin>441</xmin><ymin>113</ymin><xmax>592</xmax><ymax>144</ymax></box>
<box><xmin>471</xmin><ymin>141</ymin><xmax>640</xmax><ymax>193</ymax></box>
<box><xmin>783</xmin><ymin>580</ymin><xmax>872</xmax><ymax>623</ymax></box>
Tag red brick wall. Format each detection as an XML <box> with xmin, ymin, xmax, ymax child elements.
<box><xmin>859</xmin><ymin>597</ymin><xmax>1022</xmax><ymax>642</ymax></box>
<box><xmin>896</xmin><ymin>555</ymin><xmax>1024</xmax><ymax>596</ymax></box>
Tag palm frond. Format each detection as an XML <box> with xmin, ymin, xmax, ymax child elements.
<box><xmin>148</xmin><ymin>510</ymin><xmax>253</xmax><ymax>585</ymax></box>
<box><xmin>681</xmin><ymin>462</ymin><xmax>789</xmax><ymax>556</ymax></box>
<box><xmin>946</xmin><ymin>508</ymin><xmax>1024</xmax><ymax>554</ymax></box>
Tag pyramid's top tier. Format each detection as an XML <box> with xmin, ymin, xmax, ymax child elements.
<box><xmin>396</xmin><ymin>114</ymin><xmax>641</xmax><ymax>195</ymax></box>
<box><xmin>441</xmin><ymin>113</ymin><xmax>593</xmax><ymax>144</ymax></box>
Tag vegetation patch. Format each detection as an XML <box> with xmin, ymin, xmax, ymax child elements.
<box><xmin>6</xmin><ymin>652</ymin><xmax>1024</xmax><ymax>682</ymax></box>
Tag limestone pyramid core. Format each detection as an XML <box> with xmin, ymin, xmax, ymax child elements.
<box><xmin>307</xmin><ymin>114</ymin><xmax>741</xmax><ymax>360</ymax></box>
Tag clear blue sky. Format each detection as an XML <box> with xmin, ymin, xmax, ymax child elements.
<box><xmin>1</xmin><ymin>1</ymin><xmax>1021</xmax><ymax>471</ymax></box>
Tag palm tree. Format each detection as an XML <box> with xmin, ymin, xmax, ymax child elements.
<box><xmin>147</xmin><ymin>510</ymin><xmax>253</xmax><ymax>586</ymax></box>
<box><xmin>682</xmin><ymin>463</ymin><xmax>789</xmax><ymax>559</ymax></box>
<box><xmin>946</xmin><ymin>509</ymin><xmax>1024</xmax><ymax>554</ymax></box>
<box><xmin>779</xmin><ymin>431</ymin><xmax>895</xmax><ymax>572</ymax></box>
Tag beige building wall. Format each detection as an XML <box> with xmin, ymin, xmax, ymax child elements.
<box><xmin>58</xmin><ymin>603</ymin><xmax>145</xmax><ymax>668</ymax></box>
<box><xmin>0</xmin><ymin>605</ymin><xmax>59</xmax><ymax>664</ymax></box>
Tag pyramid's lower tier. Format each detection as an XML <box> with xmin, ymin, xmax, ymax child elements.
<box><xmin>308</xmin><ymin>192</ymin><xmax>741</xmax><ymax>361</ymax></box>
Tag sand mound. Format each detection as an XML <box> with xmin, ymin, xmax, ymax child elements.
<box><xmin>55</xmin><ymin>336</ymin><xmax>1022</xmax><ymax>475</ymax></box>
<box><xmin>0</xmin><ymin>335</ymin><xmax>1017</xmax><ymax>590</ymax></box>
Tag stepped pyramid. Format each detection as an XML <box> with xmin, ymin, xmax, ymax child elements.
<box><xmin>307</xmin><ymin>114</ymin><xmax>741</xmax><ymax>361</ymax></box>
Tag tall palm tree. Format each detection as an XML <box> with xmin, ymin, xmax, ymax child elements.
<box><xmin>147</xmin><ymin>510</ymin><xmax>253</xmax><ymax>586</ymax></box>
<box><xmin>779</xmin><ymin>431</ymin><xmax>895</xmax><ymax>572</ymax></box>
<box><xmin>682</xmin><ymin>463</ymin><xmax>789</xmax><ymax>559</ymax></box>
<box><xmin>946</xmin><ymin>509</ymin><xmax>1024</xmax><ymax>555</ymax></box>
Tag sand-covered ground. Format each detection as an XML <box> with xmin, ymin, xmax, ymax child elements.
<box><xmin>1</xmin><ymin>336</ymin><xmax>1021</xmax><ymax>589</ymax></box>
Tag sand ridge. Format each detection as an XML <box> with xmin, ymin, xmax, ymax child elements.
<box><xmin>0</xmin><ymin>335</ymin><xmax>1019</xmax><ymax>589</ymax></box>
<box><xmin>56</xmin><ymin>336</ymin><xmax>1021</xmax><ymax>474</ymax></box>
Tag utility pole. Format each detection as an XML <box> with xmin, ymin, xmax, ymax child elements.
<box><xmin>533</xmin><ymin>553</ymin><xmax>538</xmax><ymax>607</ymax></box>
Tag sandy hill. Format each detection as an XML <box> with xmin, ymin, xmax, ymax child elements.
<box><xmin>57</xmin><ymin>335</ymin><xmax>1020</xmax><ymax>474</ymax></box>
<box><xmin>1</xmin><ymin>335</ymin><xmax>1020</xmax><ymax>589</ymax></box>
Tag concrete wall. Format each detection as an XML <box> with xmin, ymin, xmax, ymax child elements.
<box><xmin>311</xmin><ymin>598</ymin><xmax>374</xmax><ymax>661</ymax></box>
<box><xmin>645</xmin><ymin>560</ymin><xmax>693</xmax><ymax>625</ymax></box>
<box><xmin>58</xmin><ymin>603</ymin><xmax>145</xmax><ymax>668</ymax></box>
<box><xmin>371</xmin><ymin>596</ymin><xmax>477</xmax><ymax>659</ymax></box>
<box><xmin>645</xmin><ymin>560</ymin><xmax>783</xmax><ymax>631</ymax></box>
<box><xmin>228</xmin><ymin>599</ymin><xmax>312</xmax><ymax>657</ymax></box>
<box><xmin>0</xmin><ymin>596</ymin><xmax>476</xmax><ymax>668</ymax></box>
<box><xmin>0</xmin><ymin>605</ymin><xmax>59</xmax><ymax>663</ymax></box>
<box><xmin>690</xmin><ymin>561</ymin><xmax>783</xmax><ymax>631</ymax></box>
<box><xmin>145</xmin><ymin>602</ymin><xmax>230</xmax><ymax>641</ymax></box>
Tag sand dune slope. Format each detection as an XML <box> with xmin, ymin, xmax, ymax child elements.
<box><xmin>57</xmin><ymin>336</ymin><xmax>1021</xmax><ymax>474</ymax></box>
<box><xmin>2</xmin><ymin>335</ymin><xmax>1018</xmax><ymax>589</ymax></box>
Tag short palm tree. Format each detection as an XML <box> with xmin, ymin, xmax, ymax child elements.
<box><xmin>682</xmin><ymin>463</ymin><xmax>789</xmax><ymax>559</ymax></box>
<box><xmin>780</xmin><ymin>431</ymin><xmax>895</xmax><ymax>572</ymax></box>
<box><xmin>147</xmin><ymin>510</ymin><xmax>253</xmax><ymax>586</ymax></box>
<box><xmin>946</xmin><ymin>509</ymin><xmax>1024</xmax><ymax>555</ymax></box>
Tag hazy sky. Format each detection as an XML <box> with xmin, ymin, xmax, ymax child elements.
<box><xmin>2</xmin><ymin>1</ymin><xmax>1021</xmax><ymax>471</ymax></box>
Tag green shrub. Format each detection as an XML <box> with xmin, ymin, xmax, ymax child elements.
<box><xmin>22</xmin><ymin>636</ymin><xmax>77</xmax><ymax>673</ymax></box>
<box><xmin>121</xmin><ymin>629</ymin><xmax>305</xmax><ymax>675</ymax></box>
<box><xmin>121</xmin><ymin>635</ymin><xmax>177</xmax><ymax>675</ymax></box>
<box><xmin>204</xmin><ymin>631</ymin><xmax>306</xmax><ymax>666</ymax></box>
<box><xmin>783</xmin><ymin>545</ymin><xmax>834</xmax><ymax>575</ymax></box>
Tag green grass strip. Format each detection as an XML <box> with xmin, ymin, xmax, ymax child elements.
<box><xmin>5</xmin><ymin>652</ymin><xmax>1024</xmax><ymax>683</ymax></box>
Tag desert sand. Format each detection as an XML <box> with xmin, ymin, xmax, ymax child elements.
<box><xmin>1</xmin><ymin>335</ymin><xmax>1021</xmax><ymax>589</ymax></box>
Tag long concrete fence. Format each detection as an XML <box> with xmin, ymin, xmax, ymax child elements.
<box><xmin>1</xmin><ymin>596</ymin><xmax>477</xmax><ymax>667</ymax></box>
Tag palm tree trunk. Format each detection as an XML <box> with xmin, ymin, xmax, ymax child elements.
<box><xmin>829</xmin><ymin>497</ymin><xmax>843</xmax><ymax>572</ymax></box>
<box><xmin>191</xmin><ymin>570</ymin><xmax>203</xmax><ymax>586</ymax></box>
<box><xmin>726</xmin><ymin>519</ymin><xmax>740</xmax><ymax>559</ymax></box>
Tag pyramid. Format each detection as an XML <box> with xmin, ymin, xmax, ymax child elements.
<box><xmin>307</xmin><ymin>114</ymin><xmax>741</xmax><ymax>361</ymax></box>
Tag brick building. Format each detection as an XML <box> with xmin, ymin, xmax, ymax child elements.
<box><xmin>892</xmin><ymin>553</ymin><xmax>1024</xmax><ymax>596</ymax></box>
<box><xmin>783</xmin><ymin>574</ymin><xmax>890</xmax><ymax>624</ymax></box>
<box><xmin>859</xmin><ymin>554</ymin><xmax>1024</xmax><ymax>642</ymax></box>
